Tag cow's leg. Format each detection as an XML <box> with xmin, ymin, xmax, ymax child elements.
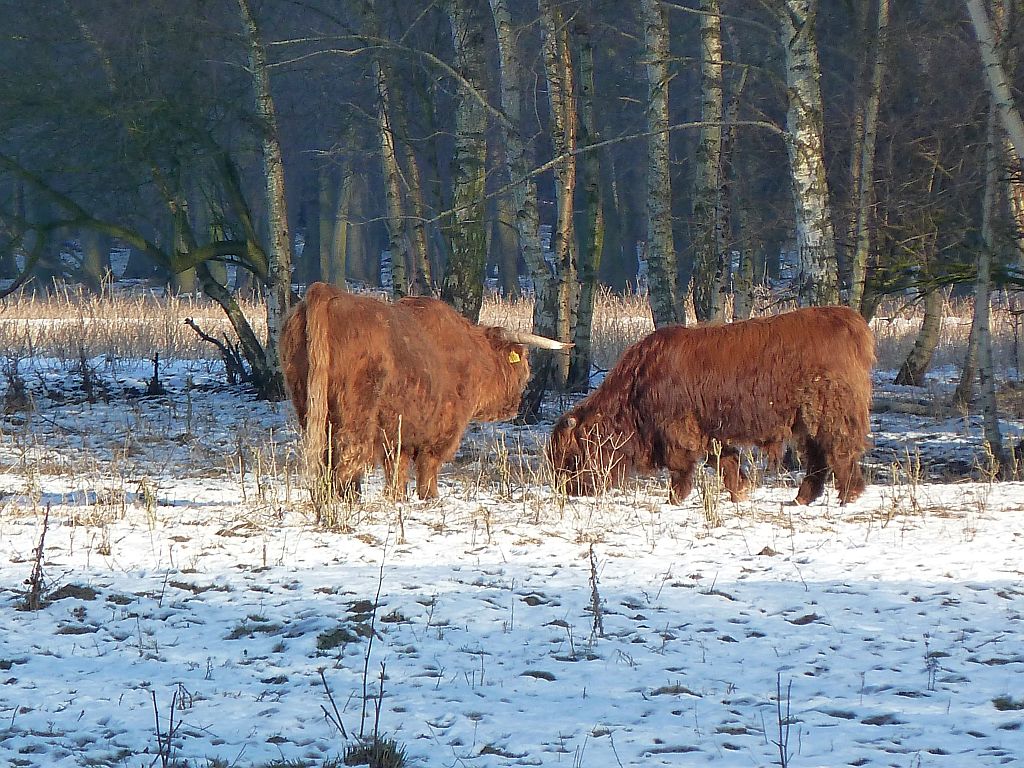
<box><xmin>795</xmin><ymin>438</ymin><xmax>829</xmax><ymax>505</ymax></box>
<box><xmin>415</xmin><ymin>452</ymin><xmax>443</xmax><ymax>500</ymax></box>
<box><xmin>717</xmin><ymin>447</ymin><xmax>752</xmax><ymax>502</ymax></box>
<box><xmin>318</xmin><ymin>414</ymin><xmax>364</xmax><ymax>501</ymax></box>
<box><xmin>830</xmin><ymin>448</ymin><xmax>866</xmax><ymax>505</ymax></box>
<box><xmin>667</xmin><ymin>454</ymin><xmax>699</xmax><ymax>504</ymax></box>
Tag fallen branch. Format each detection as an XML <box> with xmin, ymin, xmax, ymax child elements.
<box><xmin>183</xmin><ymin>317</ymin><xmax>248</xmax><ymax>384</ymax></box>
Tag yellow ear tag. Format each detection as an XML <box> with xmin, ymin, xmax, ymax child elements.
<box><xmin>508</xmin><ymin>350</ymin><xmax>521</xmax><ymax>364</ymax></box>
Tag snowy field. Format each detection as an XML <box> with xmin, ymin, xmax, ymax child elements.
<box><xmin>1</xmin><ymin>357</ymin><xmax>1023</xmax><ymax>767</ymax></box>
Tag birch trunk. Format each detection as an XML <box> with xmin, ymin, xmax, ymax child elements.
<box><xmin>850</xmin><ymin>0</ymin><xmax>890</xmax><ymax>312</ymax></box>
<box><xmin>779</xmin><ymin>0</ymin><xmax>839</xmax><ymax>306</ymax></box>
<box><xmin>540</xmin><ymin>0</ymin><xmax>579</xmax><ymax>387</ymax></box>
<box><xmin>952</xmin><ymin>317</ymin><xmax>978</xmax><ymax>410</ymax></box>
<box><xmin>641</xmin><ymin>0</ymin><xmax>682</xmax><ymax>327</ymax></box>
<box><xmin>328</xmin><ymin>168</ymin><xmax>354</xmax><ymax>288</ymax></box>
<box><xmin>894</xmin><ymin>288</ymin><xmax>944</xmax><ymax>387</ymax></box>
<box><xmin>441</xmin><ymin>0</ymin><xmax>489</xmax><ymax>322</ymax></box>
<box><xmin>568</xmin><ymin>21</ymin><xmax>603</xmax><ymax>392</ymax></box>
<box><xmin>373</xmin><ymin>56</ymin><xmax>410</xmax><ymax>297</ymax></box>
<box><xmin>488</xmin><ymin>0</ymin><xmax>559</xmax><ymax>419</ymax></box>
<box><xmin>399</xmin><ymin>123</ymin><xmax>434</xmax><ymax>295</ymax></box>
<box><xmin>965</xmin><ymin>0</ymin><xmax>1024</xmax><ymax>166</ymax></box>
<box><xmin>974</xmin><ymin>85</ymin><xmax>1006</xmax><ymax>471</ymax></box>
<box><xmin>237</xmin><ymin>0</ymin><xmax>291</xmax><ymax>400</ymax></box>
<box><xmin>692</xmin><ymin>0</ymin><xmax>725</xmax><ymax>323</ymax></box>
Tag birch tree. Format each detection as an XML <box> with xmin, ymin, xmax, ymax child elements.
<box><xmin>360</xmin><ymin>1</ymin><xmax>407</xmax><ymax>299</ymax></box>
<box><xmin>568</xmin><ymin>19</ymin><xmax>604</xmax><ymax>392</ymax></box>
<box><xmin>488</xmin><ymin>0</ymin><xmax>558</xmax><ymax>418</ymax></box>
<box><xmin>641</xmin><ymin>0</ymin><xmax>683</xmax><ymax>327</ymax></box>
<box><xmin>540</xmin><ymin>0</ymin><xmax>579</xmax><ymax>386</ymax></box>
<box><xmin>849</xmin><ymin>0</ymin><xmax>890</xmax><ymax>314</ymax></box>
<box><xmin>441</xmin><ymin>0</ymin><xmax>489</xmax><ymax>322</ymax></box>
<box><xmin>974</xmin><ymin>100</ymin><xmax>1005</xmax><ymax>472</ymax></box>
<box><xmin>691</xmin><ymin>0</ymin><xmax>726</xmax><ymax>323</ymax></box>
<box><xmin>894</xmin><ymin>287</ymin><xmax>944</xmax><ymax>387</ymax></box>
<box><xmin>237</xmin><ymin>0</ymin><xmax>292</xmax><ymax>400</ymax></box>
<box><xmin>965</xmin><ymin>0</ymin><xmax>1024</xmax><ymax>165</ymax></box>
<box><xmin>776</xmin><ymin>0</ymin><xmax>839</xmax><ymax>306</ymax></box>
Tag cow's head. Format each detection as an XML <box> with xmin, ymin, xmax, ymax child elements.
<box><xmin>547</xmin><ymin>411</ymin><xmax>631</xmax><ymax>496</ymax></box>
<box><xmin>475</xmin><ymin>329</ymin><xmax>570</xmax><ymax>421</ymax></box>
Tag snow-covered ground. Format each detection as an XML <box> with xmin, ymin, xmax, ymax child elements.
<box><xmin>0</xmin><ymin>358</ymin><xmax>1023</xmax><ymax>767</ymax></box>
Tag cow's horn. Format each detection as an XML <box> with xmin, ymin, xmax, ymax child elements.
<box><xmin>503</xmin><ymin>330</ymin><xmax>572</xmax><ymax>350</ymax></box>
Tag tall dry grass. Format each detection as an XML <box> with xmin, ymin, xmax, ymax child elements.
<box><xmin>0</xmin><ymin>283</ymin><xmax>265</xmax><ymax>362</ymax></box>
<box><xmin>1</xmin><ymin>283</ymin><xmax>1020</xmax><ymax>379</ymax></box>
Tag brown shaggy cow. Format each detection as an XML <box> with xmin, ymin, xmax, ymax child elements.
<box><xmin>548</xmin><ymin>306</ymin><xmax>874</xmax><ymax>506</ymax></box>
<box><xmin>281</xmin><ymin>282</ymin><xmax>567</xmax><ymax>501</ymax></box>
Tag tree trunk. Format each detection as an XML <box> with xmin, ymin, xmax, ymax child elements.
<box><xmin>540</xmin><ymin>0</ymin><xmax>579</xmax><ymax>387</ymax></box>
<box><xmin>316</xmin><ymin>166</ymin><xmax>334</xmax><ymax>285</ymax></box>
<box><xmin>79</xmin><ymin>228</ymin><xmax>110</xmax><ymax>291</ymax></box>
<box><xmin>691</xmin><ymin>0</ymin><xmax>726</xmax><ymax>323</ymax></box>
<box><xmin>952</xmin><ymin>315</ymin><xmax>978</xmax><ymax>409</ymax></box>
<box><xmin>379</xmin><ymin>63</ymin><xmax>434</xmax><ymax>296</ymax></box>
<box><xmin>328</xmin><ymin>168</ymin><xmax>354</xmax><ymax>287</ymax></box>
<box><xmin>894</xmin><ymin>287</ymin><xmax>943</xmax><ymax>386</ymax></box>
<box><xmin>850</xmin><ymin>0</ymin><xmax>890</xmax><ymax>312</ymax></box>
<box><xmin>568</xmin><ymin>21</ymin><xmax>603</xmax><ymax>393</ymax></box>
<box><xmin>237</xmin><ymin>0</ymin><xmax>291</xmax><ymax>400</ymax></box>
<box><xmin>488</xmin><ymin>0</ymin><xmax>559</xmax><ymax>420</ymax></box>
<box><xmin>373</xmin><ymin>55</ymin><xmax>410</xmax><ymax>298</ymax></box>
<box><xmin>641</xmin><ymin>0</ymin><xmax>682</xmax><ymax>327</ymax></box>
<box><xmin>440</xmin><ymin>0</ymin><xmax>489</xmax><ymax>322</ymax></box>
<box><xmin>974</xmin><ymin>76</ymin><xmax>1006</xmax><ymax>471</ymax></box>
<box><xmin>491</xmin><ymin>192</ymin><xmax>520</xmax><ymax>298</ymax></box>
<box><xmin>732</xmin><ymin>197</ymin><xmax>757</xmax><ymax>320</ymax></box>
<box><xmin>779</xmin><ymin>0</ymin><xmax>839</xmax><ymax>306</ymax></box>
<box><xmin>965</xmin><ymin>0</ymin><xmax>1024</xmax><ymax>165</ymax></box>
<box><xmin>0</xmin><ymin>181</ymin><xmax>22</xmax><ymax>279</ymax></box>
<box><xmin>195</xmin><ymin>260</ymin><xmax>277</xmax><ymax>389</ymax></box>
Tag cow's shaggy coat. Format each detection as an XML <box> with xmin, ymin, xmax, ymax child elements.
<box><xmin>548</xmin><ymin>306</ymin><xmax>874</xmax><ymax>505</ymax></box>
<box><xmin>281</xmin><ymin>282</ymin><xmax>535</xmax><ymax>502</ymax></box>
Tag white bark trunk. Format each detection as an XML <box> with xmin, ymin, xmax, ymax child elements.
<box><xmin>779</xmin><ymin>0</ymin><xmax>839</xmax><ymax>306</ymax></box>
<box><xmin>237</xmin><ymin>0</ymin><xmax>292</xmax><ymax>399</ymax></box>
<box><xmin>975</xmin><ymin>60</ymin><xmax>1005</xmax><ymax>470</ymax></box>
<box><xmin>440</xmin><ymin>0</ymin><xmax>489</xmax><ymax>322</ymax></box>
<box><xmin>850</xmin><ymin>0</ymin><xmax>889</xmax><ymax>311</ymax></box>
<box><xmin>488</xmin><ymin>0</ymin><xmax>549</xmax><ymax>327</ymax></box>
<box><xmin>966</xmin><ymin>0</ymin><xmax>1024</xmax><ymax>166</ymax></box>
<box><xmin>692</xmin><ymin>0</ymin><xmax>725</xmax><ymax>323</ymax></box>
<box><xmin>540</xmin><ymin>0</ymin><xmax>578</xmax><ymax>386</ymax></box>
<box><xmin>569</xmin><ymin>25</ymin><xmax>603</xmax><ymax>392</ymax></box>
<box><xmin>373</xmin><ymin>57</ymin><xmax>410</xmax><ymax>297</ymax></box>
<box><xmin>641</xmin><ymin>0</ymin><xmax>682</xmax><ymax>327</ymax></box>
<box><xmin>489</xmin><ymin>0</ymin><xmax>558</xmax><ymax>418</ymax></box>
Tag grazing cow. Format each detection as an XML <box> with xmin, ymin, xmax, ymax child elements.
<box><xmin>281</xmin><ymin>282</ymin><xmax>568</xmax><ymax>502</ymax></box>
<box><xmin>548</xmin><ymin>306</ymin><xmax>874</xmax><ymax>506</ymax></box>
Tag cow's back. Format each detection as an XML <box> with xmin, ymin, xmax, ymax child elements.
<box><xmin>627</xmin><ymin>306</ymin><xmax>873</xmax><ymax>448</ymax></box>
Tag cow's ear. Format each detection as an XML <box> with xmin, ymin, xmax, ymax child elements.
<box><xmin>508</xmin><ymin>350</ymin><xmax>522</xmax><ymax>364</ymax></box>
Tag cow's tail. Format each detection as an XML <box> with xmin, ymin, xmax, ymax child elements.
<box><xmin>302</xmin><ymin>283</ymin><xmax>335</xmax><ymax>487</ymax></box>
